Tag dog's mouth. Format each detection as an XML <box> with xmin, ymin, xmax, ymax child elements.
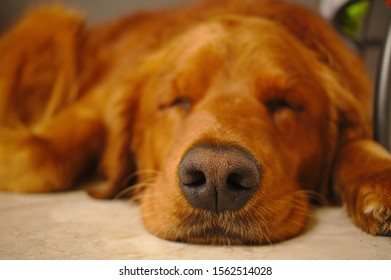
<box><xmin>141</xmin><ymin>184</ymin><xmax>310</xmax><ymax>245</ymax></box>
<box><xmin>170</xmin><ymin>210</ymin><xmax>273</xmax><ymax>245</ymax></box>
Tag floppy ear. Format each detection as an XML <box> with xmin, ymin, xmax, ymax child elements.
<box><xmin>0</xmin><ymin>6</ymin><xmax>84</xmax><ymax>126</ymax></box>
<box><xmin>88</xmin><ymin>88</ymin><xmax>139</xmax><ymax>199</ymax></box>
<box><xmin>0</xmin><ymin>7</ymin><xmax>112</xmax><ymax>193</ymax></box>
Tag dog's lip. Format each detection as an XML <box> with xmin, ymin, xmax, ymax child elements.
<box><xmin>173</xmin><ymin>225</ymin><xmax>244</xmax><ymax>244</ymax></box>
<box><xmin>171</xmin><ymin>211</ymin><xmax>268</xmax><ymax>245</ymax></box>
<box><xmin>173</xmin><ymin>226</ymin><xmax>266</xmax><ymax>245</ymax></box>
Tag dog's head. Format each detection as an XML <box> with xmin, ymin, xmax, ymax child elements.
<box><xmin>104</xmin><ymin>10</ymin><xmax>371</xmax><ymax>245</ymax></box>
<box><xmin>0</xmin><ymin>1</ymin><xmax>375</xmax><ymax>244</ymax></box>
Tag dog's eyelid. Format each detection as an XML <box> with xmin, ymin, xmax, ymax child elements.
<box><xmin>265</xmin><ymin>98</ymin><xmax>303</xmax><ymax>114</ymax></box>
<box><xmin>158</xmin><ymin>96</ymin><xmax>192</xmax><ymax>111</ymax></box>
<box><xmin>172</xmin><ymin>97</ymin><xmax>192</xmax><ymax>110</ymax></box>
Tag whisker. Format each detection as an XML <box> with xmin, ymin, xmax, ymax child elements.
<box><xmin>257</xmin><ymin>214</ymin><xmax>272</xmax><ymax>245</ymax></box>
<box><xmin>122</xmin><ymin>169</ymin><xmax>160</xmax><ymax>186</ymax></box>
<box><xmin>114</xmin><ymin>169</ymin><xmax>161</xmax><ymax>199</ymax></box>
<box><xmin>115</xmin><ymin>180</ymin><xmax>155</xmax><ymax>199</ymax></box>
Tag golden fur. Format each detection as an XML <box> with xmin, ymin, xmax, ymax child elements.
<box><xmin>0</xmin><ymin>0</ymin><xmax>390</xmax><ymax>244</ymax></box>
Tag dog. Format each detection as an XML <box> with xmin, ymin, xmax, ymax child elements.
<box><xmin>0</xmin><ymin>0</ymin><xmax>390</xmax><ymax>245</ymax></box>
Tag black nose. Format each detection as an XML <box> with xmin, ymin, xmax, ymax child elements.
<box><xmin>178</xmin><ymin>144</ymin><xmax>261</xmax><ymax>213</ymax></box>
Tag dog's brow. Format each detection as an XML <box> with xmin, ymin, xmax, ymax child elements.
<box><xmin>177</xmin><ymin>23</ymin><xmax>227</xmax><ymax>57</ymax></box>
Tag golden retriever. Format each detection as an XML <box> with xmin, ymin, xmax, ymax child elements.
<box><xmin>0</xmin><ymin>0</ymin><xmax>390</xmax><ymax>245</ymax></box>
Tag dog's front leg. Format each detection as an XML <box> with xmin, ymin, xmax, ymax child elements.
<box><xmin>334</xmin><ymin>139</ymin><xmax>391</xmax><ymax>236</ymax></box>
<box><xmin>0</xmin><ymin>103</ymin><xmax>105</xmax><ymax>193</ymax></box>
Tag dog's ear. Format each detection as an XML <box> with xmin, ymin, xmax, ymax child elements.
<box><xmin>88</xmin><ymin>93</ymin><xmax>139</xmax><ymax>199</ymax></box>
<box><xmin>0</xmin><ymin>6</ymin><xmax>85</xmax><ymax>126</ymax></box>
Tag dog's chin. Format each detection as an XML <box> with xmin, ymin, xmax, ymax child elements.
<box><xmin>141</xmin><ymin>199</ymin><xmax>310</xmax><ymax>245</ymax></box>
<box><xmin>174</xmin><ymin>231</ymin><xmax>259</xmax><ymax>246</ymax></box>
<box><xmin>167</xmin><ymin>217</ymin><xmax>272</xmax><ymax>246</ymax></box>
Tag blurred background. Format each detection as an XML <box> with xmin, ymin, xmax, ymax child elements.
<box><xmin>0</xmin><ymin>0</ymin><xmax>390</xmax><ymax>149</ymax></box>
<box><xmin>0</xmin><ymin>0</ymin><xmax>192</xmax><ymax>31</ymax></box>
<box><xmin>0</xmin><ymin>0</ymin><xmax>321</xmax><ymax>32</ymax></box>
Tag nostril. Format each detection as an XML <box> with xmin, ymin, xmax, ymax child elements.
<box><xmin>180</xmin><ymin>169</ymin><xmax>206</xmax><ymax>187</ymax></box>
<box><xmin>227</xmin><ymin>173</ymin><xmax>247</xmax><ymax>189</ymax></box>
<box><xmin>227</xmin><ymin>170</ymin><xmax>259</xmax><ymax>190</ymax></box>
<box><xmin>227</xmin><ymin>173</ymin><xmax>241</xmax><ymax>189</ymax></box>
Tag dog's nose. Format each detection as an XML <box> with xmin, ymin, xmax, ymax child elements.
<box><xmin>178</xmin><ymin>144</ymin><xmax>260</xmax><ymax>213</ymax></box>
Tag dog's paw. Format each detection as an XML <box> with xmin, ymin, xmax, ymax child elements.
<box><xmin>361</xmin><ymin>189</ymin><xmax>391</xmax><ymax>236</ymax></box>
<box><xmin>350</xmin><ymin>173</ymin><xmax>391</xmax><ymax>236</ymax></box>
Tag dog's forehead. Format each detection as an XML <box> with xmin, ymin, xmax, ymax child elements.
<box><xmin>139</xmin><ymin>14</ymin><xmax>319</xmax><ymax>102</ymax></box>
<box><xmin>185</xmin><ymin>16</ymin><xmax>297</xmax><ymax>56</ymax></box>
<box><xmin>150</xmin><ymin>15</ymin><xmax>298</xmax><ymax>68</ymax></box>
<box><xmin>173</xmin><ymin>18</ymin><xmax>229</xmax><ymax>59</ymax></box>
<box><xmin>191</xmin><ymin>18</ymin><xmax>306</xmax><ymax>85</ymax></box>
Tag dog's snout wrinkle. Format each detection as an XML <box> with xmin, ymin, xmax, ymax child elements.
<box><xmin>178</xmin><ymin>144</ymin><xmax>260</xmax><ymax>213</ymax></box>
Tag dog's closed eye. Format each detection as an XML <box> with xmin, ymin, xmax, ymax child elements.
<box><xmin>158</xmin><ymin>96</ymin><xmax>192</xmax><ymax>112</ymax></box>
<box><xmin>265</xmin><ymin>98</ymin><xmax>304</xmax><ymax>130</ymax></box>
<box><xmin>265</xmin><ymin>98</ymin><xmax>303</xmax><ymax>114</ymax></box>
